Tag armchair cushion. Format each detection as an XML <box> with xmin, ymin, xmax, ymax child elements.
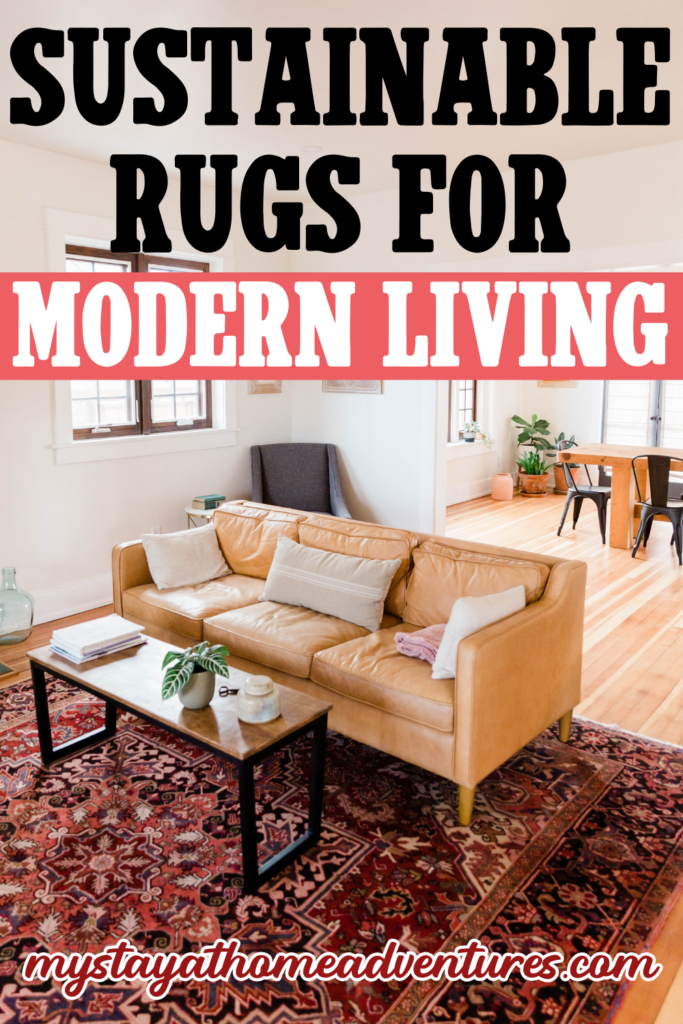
<box><xmin>311</xmin><ymin>624</ymin><xmax>454</xmax><ymax>732</ymax></box>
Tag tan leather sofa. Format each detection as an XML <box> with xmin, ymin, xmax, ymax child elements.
<box><xmin>113</xmin><ymin>501</ymin><xmax>586</xmax><ymax>825</ymax></box>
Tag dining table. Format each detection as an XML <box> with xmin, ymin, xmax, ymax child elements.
<box><xmin>558</xmin><ymin>443</ymin><xmax>683</xmax><ymax>549</ymax></box>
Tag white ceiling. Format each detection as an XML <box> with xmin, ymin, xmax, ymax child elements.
<box><xmin>1</xmin><ymin>0</ymin><xmax>681</xmax><ymax>196</ymax></box>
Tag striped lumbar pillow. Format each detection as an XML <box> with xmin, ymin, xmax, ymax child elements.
<box><xmin>259</xmin><ymin>534</ymin><xmax>401</xmax><ymax>632</ymax></box>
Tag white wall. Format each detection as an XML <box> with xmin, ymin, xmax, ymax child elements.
<box><xmin>521</xmin><ymin>381</ymin><xmax>605</xmax><ymax>448</ymax></box>
<box><xmin>291</xmin><ymin>379</ymin><xmax>440</xmax><ymax>533</ymax></box>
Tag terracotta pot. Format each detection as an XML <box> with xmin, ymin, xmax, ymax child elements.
<box><xmin>491</xmin><ymin>473</ymin><xmax>514</xmax><ymax>500</ymax></box>
<box><xmin>553</xmin><ymin>465</ymin><xmax>580</xmax><ymax>493</ymax></box>
<box><xmin>518</xmin><ymin>472</ymin><xmax>549</xmax><ymax>496</ymax></box>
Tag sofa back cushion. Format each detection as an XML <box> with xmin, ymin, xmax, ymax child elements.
<box><xmin>213</xmin><ymin>503</ymin><xmax>305</xmax><ymax>578</ymax></box>
<box><xmin>299</xmin><ymin>515</ymin><xmax>419</xmax><ymax>617</ymax></box>
<box><xmin>403</xmin><ymin>540</ymin><xmax>551</xmax><ymax>627</ymax></box>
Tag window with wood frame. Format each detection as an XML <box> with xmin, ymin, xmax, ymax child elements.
<box><xmin>66</xmin><ymin>246</ymin><xmax>213</xmax><ymax>440</ymax></box>
<box><xmin>448</xmin><ymin>380</ymin><xmax>479</xmax><ymax>442</ymax></box>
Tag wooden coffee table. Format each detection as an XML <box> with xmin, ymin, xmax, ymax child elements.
<box><xmin>27</xmin><ymin>636</ymin><xmax>332</xmax><ymax>894</ymax></box>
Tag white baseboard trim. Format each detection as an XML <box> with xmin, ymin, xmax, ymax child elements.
<box><xmin>33</xmin><ymin>575</ymin><xmax>113</xmax><ymax>626</ymax></box>
<box><xmin>447</xmin><ymin>476</ymin><xmax>493</xmax><ymax>505</ymax></box>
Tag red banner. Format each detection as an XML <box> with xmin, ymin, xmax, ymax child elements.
<box><xmin>0</xmin><ymin>271</ymin><xmax>678</xmax><ymax>379</ymax></box>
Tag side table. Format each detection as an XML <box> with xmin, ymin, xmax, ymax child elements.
<box><xmin>185</xmin><ymin>506</ymin><xmax>216</xmax><ymax>529</ymax></box>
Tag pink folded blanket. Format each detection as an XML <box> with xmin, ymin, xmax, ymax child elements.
<box><xmin>394</xmin><ymin>624</ymin><xmax>446</xmax><ymax>665</ymax></box>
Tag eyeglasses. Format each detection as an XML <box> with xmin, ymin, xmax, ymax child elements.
<box><xmin>219</xmin><ymin>685</ymin><xmax>240</xmax><ymax>697</ymax></box>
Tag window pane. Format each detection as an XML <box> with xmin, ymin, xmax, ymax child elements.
<box><xmin>99</xmin><ymin>397</ymin><xmax>131</xmax><ymax>424</ymax></box>
<box><xmin>175</xmin><ymin>395</ymin><xmax>200</xmax><ymax>419</ymax></box>
<box><xmin>152</xmin><ymin>396</ymin><xmax>175</xmax><ymax>421</ymax></box>
<box><xmin>66</xmin><ymin>258</ymin><xmax>96</xmax><ymax>272</ymax></box>
<box><xmin>147</xmin><ymin>264</ymin><xmax>195</xmax><ymax>272</ymax></box>
<box><xmin>70</xmin><ymin>381</ymin><xmax>136</xmax><ymax>428</ymax></box>
<box><xmin>72</xmin><ymin>399</ymin><xmax>99</xmax><ymax>426</ymax></box>
<box><xmin>174</xmin><ymin>380</ymin><xmax>199</xmax><ymax>394</ymax></box>
<box><xmin>604</xmin><ymin>381</ymin><xmax>652</xmax><ymax>446</ymax></box>
<box><xmin>97</xmin><ymin>379</ymin><xmax>129</xmax><ymax>398</ymax></box>
<box><xmin>662</xmin><ymin>381</ymin><xmax>683</xmax><ymax>450</ymax></box>
<box><xmin>458</xmin><ymin>380</ymin><xmax>475</xmax><ymax>433</ymax></box>
<box><xmin>65</xmin><ymin>256</ymin><xmax>129</xmax><ymax>272</ymax></box>
<box><xmin>70</xmin><ymin>379</ymin><xmax>98</xmax><ymax>398</ymax></box>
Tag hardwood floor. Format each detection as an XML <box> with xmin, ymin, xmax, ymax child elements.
<box><xmin>447</xmin><ymin>489</ymin><xmax>683</xmax><ymax>746</ymax></box>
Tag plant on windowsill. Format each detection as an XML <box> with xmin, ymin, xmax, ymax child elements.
<box><xmin>516</xmin><ymin>450</ymin><xmax>553</xmax><ymax>496</ymax></box>
<box><xmin>162</xmin><ymin>641</ymin><xmax>231</xmax><ymax>710</ymax></box>
<box><xmin>462</xmin><ymin>420</ymin><xmax>481</xmax><ymax>442</ymax></box>
<box><xmin>552</xmin><ymin>433</ymin><xmax>580</xmax><ymax>493</ymax></box>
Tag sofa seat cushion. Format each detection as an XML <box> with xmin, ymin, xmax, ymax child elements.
<box><xmin>404</xmin><ymin>541</ymin><xmax>551</xmax><ymax>627</ymax></box>
<box><xmin>204</xmin><ymin>602</ymin><xmax>369</xmax><ymax>678</ymax></box>
<box><xmin>311</xmin><ymin>624</ymin><xmax>454</xmax><ymax>733</ymax></box>
<box><xmin>122</xmin><ymin>575</ymin><xmax>266</xmax><ymax>640</ymax></box>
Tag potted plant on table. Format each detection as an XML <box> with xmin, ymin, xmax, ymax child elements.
<box><xmin>551</xmin><ymin>433</ymin><xmax>580</xmax><ymax>493</ymax></box>
<box><xmin>162</xmin><ymin>641</ymin><xmax>231</xmax><ymax>709</ymax></box>
<box><xmin>516</xmin><ymin>450</ymin><xmax>553</xmax><ymax>496</ymax></box>
<box><xmin>462</xmin><ymin>420</ymin><xmax>481</xmax><ymax>442</ymax></box>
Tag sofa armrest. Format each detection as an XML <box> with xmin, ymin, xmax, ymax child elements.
<box><xmin>112</xmin><ymin>540</ymin><xmax>153</xmax><ymax>616</ymax></box>
<box><xmin>453</xmin><ymin>559</ymin><xmax>586</xmax><ymax>788</ymax></box>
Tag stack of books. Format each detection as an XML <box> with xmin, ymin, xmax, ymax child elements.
<box><xmin>50</xmin><ymin>614</ymin><xmax>147</xmax><ymax>665</ymax></box>
<box><xmin>191</xmin><ymin>494</ymin><xmax>226</xmax><ymax>510</ymax></box>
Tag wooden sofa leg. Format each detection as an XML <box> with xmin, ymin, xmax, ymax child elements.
<box><xmin>559</xmin><ymin>710</ymin><xmax>573</xmax><ymax>743</ymax></box>
<box><xmin>458</xmin><ymin>785</ymin><xmax>476</xmax><ymax>826</ymax></box>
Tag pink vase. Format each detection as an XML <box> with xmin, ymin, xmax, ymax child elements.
<box><xmin>491</xmin><ymin>474</ymin><xmax>514</xmax><ymax>500</ymax></box>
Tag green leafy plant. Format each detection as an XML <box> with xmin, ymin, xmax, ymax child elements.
<box><xmin>161</xmin><ymin>641</ymin><xmax>230</xmax><ymax>700</ymax></box>
<box><xmin>463</xmin><ymin>420</ymin><xmax>481</xmax><ymax>435</ymax></box>
<box><xmin>517</xmin><ymin>450</ymin><xmax>552</xmax><ymax>476</ymax></box>
<box><xmin>553</xmin><ymin>432</ymin><xmax>579</xmax><ymax>468</ymax></box>
<box><xmin>511</xmin><ymin>414</ymin><xmax>555</xmax><ymax>456</ymax></box>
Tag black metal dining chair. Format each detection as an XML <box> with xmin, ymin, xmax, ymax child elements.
<box><xmin>556</xmin><ymin>447</ymin><xmax>612</xmax><ymax>544</ymax></box>
<box><xmin>631</xmin><ymin>455</ymin><xmax>683</xmax><ymax>564</ymax></box>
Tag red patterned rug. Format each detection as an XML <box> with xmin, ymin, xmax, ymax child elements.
<box><xmin>0</xmin><ymin>676</ymin><xmax>682</xmax><ymax>1023</ymax></box>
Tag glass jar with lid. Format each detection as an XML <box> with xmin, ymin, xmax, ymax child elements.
<box><xmin>237</xmin><ymin>675</ymin><xmax>280</xmax><ymax>724</ymax></box>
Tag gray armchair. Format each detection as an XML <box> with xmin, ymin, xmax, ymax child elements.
<box><xmin>250</xmin><ymin>443</ymin><xmax>351</xmax><ymax>517</ymax></box>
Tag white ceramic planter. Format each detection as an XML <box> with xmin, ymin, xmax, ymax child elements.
<box><xmin>179</xmin><ymin>670</ymin><xmax>215</xmax><ymax>709</ymax></box>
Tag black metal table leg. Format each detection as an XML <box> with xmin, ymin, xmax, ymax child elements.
<box><xmin>237</xmin><ymin>713</ymin><xmax>329</xmax><ymax>895</ymax></box>
<box><xmin>30</xmin><ymin>660</ymin><xmax>118</xmax><ymax>766</ymax></box>
<box><xmin>238</xmin><ymin>760</ymin><xmax>259</xmax><ymax>894</ymax></box>
<box><xmin>31</xmin><ymin>662</ymin><xmax>54</xmax><ymax>764</ymax></box>
<box><xmin>308</xmin><ymin>714</ymin><xmax>328</xmax><ymax>840</ymax></box>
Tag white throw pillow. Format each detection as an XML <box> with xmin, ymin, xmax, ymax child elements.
<box><xmin>260</xmin><ymin>534</ymin><xmax>401</xmax><ymax>632</ymax></box>
<box><xmin>141</xmin><ymin>525</ymin><xmax>232</xmax><ymax>591</ymax></box>
<box><xmin>431</xmin><ymin>585</ymin><xmax>526</xmax><ymax>680</ymax></box>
